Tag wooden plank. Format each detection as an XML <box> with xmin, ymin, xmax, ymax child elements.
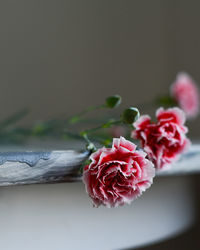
<box><xmin>0</xmin><ymin>144</ymin><xmax>199</xmax><ymax>186</ymax></box>
<box><xmin>0</xmin><ymin>150</ymin><xmax>89</xmax><ymax>186</ymax></box>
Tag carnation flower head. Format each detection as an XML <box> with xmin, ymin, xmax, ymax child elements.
<box><xmin>171</xmin><ymin>72</ymin><xmax>199</xmax><ymax>118</ymax></box>
<box><xmin>83</xmin><ymin>137</ymin><xmax>155</xmax><ymax>208</ymax></box>
<box><xmin>132</xmin><ymin>107</ymin><xmax>190</xmax><ymax>169</ymax></box>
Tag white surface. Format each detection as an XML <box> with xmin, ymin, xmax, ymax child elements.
<box><xmin>157</xmin><ymin>144</ymin><xmax>200</xmax><ymax>176</ymax></box>
<box><xmin>0</xmin><ymin>177</ymin><xmax>196</xmax><ymax>250</ymax></box>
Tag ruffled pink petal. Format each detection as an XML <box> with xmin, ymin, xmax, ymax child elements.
<box><xmin>133</xmin><ymin>115</ymin><xmax>151</xmax><ymax>129</ymax></box>
<box><xmin>156</xmin><ymin>107</ymin><xmax>186</xmax><ymax>125</ymax></box>
<box><xmin>113</xmin><ymin>136</ymin><xmax>136</xmax><ymax>152</ymax></box>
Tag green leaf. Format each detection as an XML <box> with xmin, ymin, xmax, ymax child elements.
<box><xmin>121</xmin><ymin>107</ymin><xmax>140</xmax><ymax>124</ymax></box>
<box><xmin>105</xmin><ymin>95</ymin><xmax>121</xmax><ymax>108</ymax></box>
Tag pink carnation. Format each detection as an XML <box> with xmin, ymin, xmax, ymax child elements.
<box><xmin>83</xmin><ymin>137</ymin><xmax>155</xmax><ymax>208</ymax></box>
<box><xmin>132</xmin><ymin>107</ymin><xmax>190</xmax><ymax>169</ymax></box>
<box><xmin>171</xmin><ymin>72</ymin><xmax>199</xmax><ymax>118</ymax></box>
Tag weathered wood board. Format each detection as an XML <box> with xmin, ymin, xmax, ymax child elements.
<box><xmin>0</xmin><ymin>144</ymin><xmax>199</xmax><ymax>186</ymax></box>
<box><xmin>0</xmin><ymin>150</ymin><xmax>89</xmax><ymax>186</ymax></box>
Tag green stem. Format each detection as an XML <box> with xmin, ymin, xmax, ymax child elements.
<box><xmin>68</xmin><ymin>104</ymin><xmax>106</xmax><ymax>124</ymax></box>
<box><xmin>81</xmin><ymin>120</ymin><xmax>122</xmax><ymax>135</ymax></box>
<box><xmin>81</xmin><ymin>132</ymin><xmax>96</xmax><ymax>152</ymax></box>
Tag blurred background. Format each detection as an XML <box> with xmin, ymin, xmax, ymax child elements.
<box><xmin>0</xmin><ymin>0</ymin><xmax>199</xmax><ymax>137</ymax></box>
<box><xmin>0</xmin><ymin>0</ymin><xmax>200</xmax><ymax>249</ymax></box>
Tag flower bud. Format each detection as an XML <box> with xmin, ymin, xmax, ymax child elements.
<box><xmin>121</xmin><ymin>107</ymin><xmax>140</xmax><ymax>124</ymax></box>
<box><xmin>105</xmin><ymin>95</ymin><xmax>121</xmax><ymax>108</ymax></box>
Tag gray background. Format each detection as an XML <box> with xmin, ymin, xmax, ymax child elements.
<box><xmin>0</xmin><ymin>0</ymin><xmax>199</xmax><ymax>137</ymax></box>
<box><xmin>0</xmin><ymin>1</ymin><xmax>200</xmax><ymax>250</ymax></box>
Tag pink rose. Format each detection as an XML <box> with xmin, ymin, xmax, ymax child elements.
<box><xmin>83</xmin><ymin>137</ymin><xmax>155</xmax><ymax>208</ymax></box>
<box><xmin>132</xmin><ymin>107</ymin><xmax>190</xmax><ymax>169</ymax></box>
<box><xmin>171</xmin><ymin>72</ymin><xmax>199</xmax><ymax>118</ymax></box>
